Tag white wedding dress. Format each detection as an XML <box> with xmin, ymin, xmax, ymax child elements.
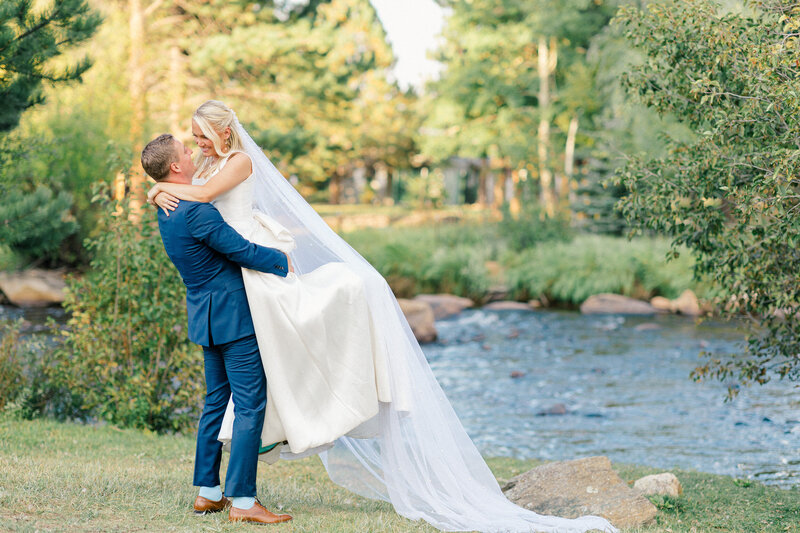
<box><xmin>194</xmin><ymin>118</ymin><xmax>617</xmax><ymax>533</ymax></box>
<box><xmin>203</xmin><ymin>153</ymin><xmax>397</xmax><ymax>458</ymax></box>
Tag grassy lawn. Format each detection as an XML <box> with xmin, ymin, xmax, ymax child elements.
<box><xmin>0</xmin><ymin>417</ymin><xmax>797</xmax><ymax>532</ymax></box>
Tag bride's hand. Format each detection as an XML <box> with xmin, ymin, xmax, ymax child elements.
<box><xmin>146</xmin><ymin>183</ymin><xmax>162</xmax><ymax>205</ymax></box>
<box><xmin>154</xmin><ymin>191</ymin><xmax>180</xmax><ymax>216</ymax></box>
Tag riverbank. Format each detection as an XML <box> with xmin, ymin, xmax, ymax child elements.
<box><xmin>341</xmin><ymin>223</ymin><xmax>704</xmax><ymax>308</ymax></box>
<box><xmin>1</xmin><ymin>417</ymin><xmax>796</xmax><ymax>532</ymax></box>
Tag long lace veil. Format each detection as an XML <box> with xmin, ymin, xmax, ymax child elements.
<box><xmin>235</xmin><ymin>116</ymin><xmax>617</xmax><ymax>533</ymax></box>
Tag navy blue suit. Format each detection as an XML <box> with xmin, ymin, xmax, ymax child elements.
<box><xmin>158</xmin><ymin>200</ymin><xmax>288</xmax><ymax>497</ymax></box>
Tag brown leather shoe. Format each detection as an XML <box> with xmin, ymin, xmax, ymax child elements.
<box><xmin>229</xmin><ymin>500</ymin><xmax>292</xmax><ymax>524</ymax></box>
<box><xmin>193</xmin><ymin>495</ymin><xmax>231</xmax><ymax>515</ymax></box>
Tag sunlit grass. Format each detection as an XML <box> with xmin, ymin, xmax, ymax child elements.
<box><xmin>1</xmin><ymin>417</ymin><xmax>798</xmax><ymax>532</ymax></box>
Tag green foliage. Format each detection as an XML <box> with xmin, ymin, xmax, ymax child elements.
<box><xmin>614</xmin><ymin>0</ymin><xmax>800</xmax><ymax>388</ymax></box>
<box><xmin>0</xmin><ymin>320</ymin><xmax>25</xmax><ymax>410</ymax></box>
<box><xmin>499</xmin><ymin>204</ymin><xmax>573</xmax><ymax>251</ymax></box>
<box><xmin>344</xmin><ymin>217</ymin><xmax>696</xmax><ymax>306</ymax></box>
<box><xmin>423</xmin><ymin>0</ymin><xmax>619</xmax><ymax>212</ymax></box>
<box><xmin>49</xmin><ymin>183</ymin><xmax>204</xmax><ymax>432</ymax></box>
<box><xmin>0</xmin><ymin>186</ymin><xmax>77</xmax><ymax>264</ymax></box>
<box><xmin>0</xmin><ymin>111</ymin><xmax>125</xmax><ymax>266</ymax></box>
<box><xmin>148</xmin><ymin>0</ymin><xmax>417</xmax><ymax>198</ymax></box>
<box><xmin>344</xmin><ymin>222</ymin><xmax>497</xmax><ymax>300</ymax></box>
<box><xmin>0</xmin><ymin>319</ymin><xmax>55</xmax><ymax>420</ymax></box>
<box><xmin>0</xmin><ymin>0</ymin><xmax>101</xmax><ymax>132</ymax></box>
<box><xmin>504</xmin><ymin>235</ymin><xmax>697</xmax><ymax>304</ymax></box>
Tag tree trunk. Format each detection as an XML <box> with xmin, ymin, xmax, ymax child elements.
<box><xmin>169</xmin><ymin>44</ymin><xmax>184</xmax><ymax>136</ymax></box>
<box><xmin>329</xmin><ymin>173</ymin><xmax>342</xmax><ymax>204</ymax></box>
<box><xmin>477</xmin><ymin>163</ymin><xmax>488</xmax><ymax>207</ymax></box>
<box><xmin>509</xmin><ymin>169</ymin><xmax>521</xmax><ymax>217</ymax></box>
<box><xmin>494</xmin><ymin>167</ymin><xmax>507</xmax><ymax>208</ymax></box>
<box><xmin>561</xmin><ymin>114</ymin><xmax>579</xmax><ymax>209</ymax></box>
<box><xmin>384</xmin><ymin>168</ymin><xmax>394</xmax><ymax>205</ymax></box>
<box><xmin>537</xmin><ymin>36</ymin><xmax>557</xmax><ymax>217</ymax></box>
<box><xmin>127</xmin><ymin>0</ymin><xmax>147</xmax><ymax>212</ymax></box>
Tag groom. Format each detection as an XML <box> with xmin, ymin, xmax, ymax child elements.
<box><xmin>141</xmin><ymin>134</ymin><xmax>292</xmax><ymax>524</ymax></box>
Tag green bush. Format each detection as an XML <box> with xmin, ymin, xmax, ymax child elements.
<box><xmin>0</xmin><ymin>320</ymin><xmax>25</xmax><ymax>410</ymax></box>
<box><xmin>0</xmin><ymin>186</ymin><xmax>78</xmax><ymax>264</ymax></box>
<box><xmin>344</xmin><ymin>222</ymin><xmax>498</xmax><ymax>300</ymax></box>
<box><xmin>498</xmin><ymin>204</ymin><xmax>573</xmax><ymax>251</ymax></box>
<box><xmin>0</xmin><ymin>109</ymin><xmax>127</xmax><ymax>266</ymax></box>
<box><xmin>504</xmin><ymin>235</ymin><xmax>697</xmax><ymax>305</ymax></box>
<box><xmin>47</xmin><ymin>183</ymin><xmax>204</xmax><ymax>432</ymax></box>
<box><xmin>0</xmin><ymin>319</ymin><xmax>57</xmax><ymax>419</ymax></box>
<box><xmin>420</xmin><ymin>245</ymin><xmax>491</xmax><ymax>300</ymax></box>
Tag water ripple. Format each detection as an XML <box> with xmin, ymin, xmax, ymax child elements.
<box><xmin>423</xmin><ymin>309</ymin><xmax>800</xmax><ymax>489</ymax></box>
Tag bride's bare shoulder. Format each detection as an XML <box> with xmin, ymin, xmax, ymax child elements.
<box><xmin>226</xmin><ymin>151</ymin><xmax>253</xmax><ymax>173</ymax></box>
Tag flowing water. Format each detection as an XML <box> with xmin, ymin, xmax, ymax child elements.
<box><xmin>4</xmin><ymin>304</ymin><xmax>798</xmax><ymax>488</ymax></box>
<box><xmin>424</xmin><ymin>309</ymin><xmax>799</xmax><ymax>488</ymax></box>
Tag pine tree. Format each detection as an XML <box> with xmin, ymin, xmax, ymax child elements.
<box><xmin>0</xmin><ymin>0</ymin><xmax>101</xmax><ymax>133</ymax></box>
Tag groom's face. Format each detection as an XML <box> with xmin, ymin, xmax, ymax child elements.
<box><xmin>173</xmin><ymin>139</ymin><xmax>196</xmax><ymax>178</ymax></box>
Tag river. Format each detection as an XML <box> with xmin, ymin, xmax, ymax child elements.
<box><xmin>425</xmin><ymin>309</ymin><xmax>799</xmax><ymax>488</ymax></box>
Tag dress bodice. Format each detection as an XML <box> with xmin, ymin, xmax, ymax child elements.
<box><xmin>194</xmin><ymin>151</ymin><xmax>256</xmax><ymax>237</ymax></box>
<box><xmin>193</xmin><ymin>151</ymin><xmax>295</xmax><ymax>254</ymax></box>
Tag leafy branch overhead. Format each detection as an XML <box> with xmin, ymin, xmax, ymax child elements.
<box><xmin>0</xmin><ymin>0</ymin><xmax>101</xmax><ymax>133</ymax></box>
<box><xmin>615</xmin><ymin>0</ymin><xmax>800</xmax><ymax>390</ymax></box>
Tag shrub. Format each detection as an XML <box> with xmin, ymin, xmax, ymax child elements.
<box><xmin>0</xmin><ymin>186</ymin><xmax>78</xmax><ymax>265</ymax></box>
<box><xmin>344</xmin><ymin>222</ymin><xmax>498</xmax><ymax>300</ymax></box>
<box><xmin>498</xmin><ymin>204</ymin><xmax>573</xmax><ymax>251</ymax></box>
<box><xmin>0</xmin><ymin>320</ymin><xmax>25</xmax><ymax>410</ymax></box>
<box><xmin>420</xmin><ymin>245</ymin><xmax>491</xmax><ymax>302</ymax></box>
<box><xmin>504</xmin><ymin>235</ymin><xmax>697</xmax><ymax>305</ymax></box>
<box><xmin>48</xmin><ymin>183</ymin><xmax>204</xmax><ymax>432</ymax></box>
<box><xmin>0</xmin><ymin>109</ymin><xmax>126</xmax><ymax>266</ymax></box>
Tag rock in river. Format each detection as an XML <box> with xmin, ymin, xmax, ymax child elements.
<box><xmin>501</xmin><ymin>456</ymin><xmax>656</xmax><ymax>529</ymax></box>
<box><xmin>398</xmin><ymin>298</ymin><xmax>437</xmax><ymax>343</ymax></box>
<box><xmin>414</xmin><ymin>293</ymin><xmax>474</xmax><ymax>320</ymax></box>
<box><xmin>0</xmin><ymin>269</ymin><xmax>66</xmax><ymax>307</ymax></box>
<box><xmin>483</xmin><ymin>301</ymin><xmax>535</xmax><ymax>311</ymax></box>
<box><xmin>580</xmin><ymin>294</ymin><xmax>657</xmax><ymax>315</ymax></box>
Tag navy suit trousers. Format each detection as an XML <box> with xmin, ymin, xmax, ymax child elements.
<box><xmin>193</xmin><ymin>334</ymin><xmax>266</xmax><ymax>497</ymax></box>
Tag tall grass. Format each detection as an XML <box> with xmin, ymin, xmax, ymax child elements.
<box><xmin>343</xmin><ymin>222</ymin><xmax>500</xmax><ymax>300</ymax></box>
<box><xmin>343</xmin><ymin>221</ymin><xmax>699</xmax><ymax>306</ymax></box>
<box><xmin>504</xmin><ymin>235</ymin><xmax>698</xmax><ymax>305</ymax></box>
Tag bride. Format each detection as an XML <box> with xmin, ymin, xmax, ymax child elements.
<box><xmin>149</xmin><ymin>100</ymin><xmax>394</xmax><ymax>459</ymax></box>
<box><xmin>147</xmin><ymin>100</ymin><xmax>617</xmax><ymax>533</ymax></box>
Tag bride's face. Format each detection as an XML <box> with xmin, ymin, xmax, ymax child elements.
<box><xmin>192</xmin><ymin>119</ymin><xmax>229</xmax><ymax>158</ymax></box>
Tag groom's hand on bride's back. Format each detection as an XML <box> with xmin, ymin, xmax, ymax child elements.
<box><xmin>286</xmin><ymin>254</ymin><xmax>294</xmax><ymax>273</ymax></box>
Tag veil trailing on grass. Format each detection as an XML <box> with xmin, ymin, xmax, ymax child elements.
<box><xmin>235</xmin><ymin>115</ymin><xmax>617</xmax><ymax>533</ymax></box>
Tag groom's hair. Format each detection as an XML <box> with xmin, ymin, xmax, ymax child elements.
<box><xmin>141</xmin><ymin>134</ymin><xmax>178</xmax><ymax>182</ymax></box>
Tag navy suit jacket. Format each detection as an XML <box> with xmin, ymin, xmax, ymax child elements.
<box><xmin>158</xmin><ymin>200</ymin><xmax>288</xmax><ymax>346</ymax></box>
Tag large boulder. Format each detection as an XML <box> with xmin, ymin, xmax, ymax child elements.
<box><xmin>580</xmin><ymin>294</ymin><xmax>657</xmax><ymax>315</ymax></box>
<box><xmin>672</xmin><ymin>290</ymin><xmax>701</xmax><ymax>316</ymax></box>
<box><xmin>414</xmin><ymin>294</ymin><xmax>474</xmax><ymax>320</ymax></box>
<box><xmin>501</xmin><ymin>456</ymin><xmax>657</xmax><ymax>529</ymax></box>
<box><xmin>634</xmin><ymin>472</ymin><xmax>683</xmax><ymax>497</ymax></box>
<box><xmin>397</xmin><ymin>298</ymin><xmax>437</xmax><ymax>343</ymax></box>
<box><xmin>0</xmin><ymin>269</ymin><xmax>66</xmax><ymax>307</ymax></box>
<box><xmin>649</xmin><ymin>290</ymin><xmax>701</xmax><ymax>316</ymax></box>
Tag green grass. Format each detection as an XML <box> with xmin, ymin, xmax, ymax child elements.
<box><xmin>1</xmin><ymin>417</ymin><xmax>798</xmax><ymax>532</ymax></box>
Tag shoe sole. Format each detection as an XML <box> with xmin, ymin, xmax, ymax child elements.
<box><xmin>194</xmin><ymin>508</ymin><xmax>227</xmax><ymax>515</ymax></box>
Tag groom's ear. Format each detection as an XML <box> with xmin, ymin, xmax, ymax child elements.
<box><xmin>169</xmin><ymin>161</ymin><xmax>181</xmax><ymax>174</ymax></box>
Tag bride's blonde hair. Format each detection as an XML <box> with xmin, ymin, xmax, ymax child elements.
<box><xmin>193</xmin><ymin>100</ymin><xmax>244</xmax><ymax>180</ymax></box>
